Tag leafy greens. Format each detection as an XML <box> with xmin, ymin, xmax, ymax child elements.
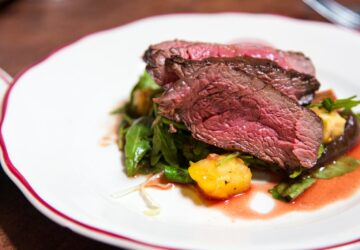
<box><xmin>312</xmin><ymin>156</ymin><xmax>360</xmax><ymax>179</ymax></box>
<box><xmin>117</xmin><ymin>71</ymin><xmax>360</xmax><ymax>203</ymax></box>
<box><xmin>269</xmin><ymin>176</ymin><xmax>316</xmax><ymax>202</ymax></box>
<box><xmin>125</xmin><ymin>117</ymin><xmax>153</xmax><ymax>176</ymax></box>
<box><xmin>313</xmin><ymin>95</ymin><xmax>360</xmax><ymax>112</ymax></box>
<box><xmin>269</xmin><ymin>156</ymin><xmax>360</xmax><ymax>202</ymax></box>
<box><xmin>116</xmin><ymin>72</ymin><xmax>215</xmax><ymax>182</ymax></box>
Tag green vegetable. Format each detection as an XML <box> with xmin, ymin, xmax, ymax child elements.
<box><xmin>119</xmin><ymin>71</ymin><xmax>360</xmax><ymax>202</ymax></box>
<box><xmin>317</xmin><ymin>144</ymin><xmax>325</xmax><ymax>159</ymax></box>
<box><xmin>133</xmin><ymin>71</ymin><xmax>159</xmax><ymax>91</ymax></box>
<box><xmin>110</xmin><ymin>106</ymin><xmax>125</xmax><ymax>115</ymax></box>
<box><xmin>124</xmin><ymin>117</ymin><xmax>153</xmax><ymax>176</ymax></box>
<box><xmin>312</xmin><ymin>156</ymin><xmax>360</xmax><ymax>179</ymax></box>
<box><xmin>270</xmin><ymin>156</ymin><xmax>360</xmax><ymax>202</ymax></box>
<box><xmin>269</xmin><ymin>176</ymin><xmax>316</xmax><ymax>202</ymax></box>
<box><xmin>289</xmin><ymin>168</ymin><xmax>303</xmax><ymax>179</ymax></box>
<box><xmin>126</xmin><ymin>72</ymin><xmax>160</xmax><ymax>117</ymax></box>
<box><xmin>111</xmin><ymin>106</ymin><xmax>133</xmax><ymax>124</ymax></box>
<box><xmin>117</xmin><ymin>120</ymin><xmax>129</xmax><ymax>150</ymax></box>
<box><xmin>171</xmin><ymin>131</ymin><xmax>214</xmax><ymax>163</ymax></box>
<box><xmin>186</xmin><ymin>138</ymin><xmax>212</xmax><ymax>161</ymax></box>
<box><xmin>244</xmin><ymin>156</ymin><xmax>284</xmax><ymax>175</ymax></box>
<box><xmin>136</xmin><ymin>159</ymin><xmax>165</xmax><ymax>175</ymax></box>
<box><xmin>161</xmin><ymin>117</ymin><xmax>188</xmax><ymax>130</ymax></box>
<box><xmin>164</xmin><ymin>165</ymin><xmax>194</xmax><ymax>184</ymax></box>
<box><xmin>150</xmin><ymin>122</ymin><xmax>162</xmax><ymax>166</ymax></box>
<box><xmin>218</xmin><ymin>152</ymin><xmax>240</xmax><ymax>166</ymax></box>
<box><xmin>181</xmin><ymin>143</ymin><xmax>198</xmax><ymax>162</ymax></box>
<box><xmin>239</xmin><ymin>155</ymin><xmax>255</xmax><ymax>165</ymax></box>
<box><xmin>315</xmin><ymin>96</ymin><xmax>360</xmax><ymax>112</ymax></box>
<box><xmin>152</xmin><ymin>121</ymin><xmax>179</xmax><ymax>167</ymax></box>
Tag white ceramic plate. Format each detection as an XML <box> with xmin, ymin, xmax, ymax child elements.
<box><xmin>1</xmin><ymin>14</ymin><xmax>360</xmax><ymax>250</ymax></box>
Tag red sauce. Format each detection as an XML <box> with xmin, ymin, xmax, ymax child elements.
<box><xmin>143</xmin><ymin>144</ymin><xmax>360</xmax><ymax>219</ymax></box>
<box><xmin>213</xmin><ymin>144</ymin><xmax>360</xmax><ymax>219</ymax></box>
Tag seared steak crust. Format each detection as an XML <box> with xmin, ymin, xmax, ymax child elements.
<box><xmin>165</xmin><ymin>56</ymin><xmax>320</xmax><ymax>105</ymax></box>
<box><xmin>144</xmin><ymin>40</ymin><xmax>316</xmax><ymax>86</ymax></box>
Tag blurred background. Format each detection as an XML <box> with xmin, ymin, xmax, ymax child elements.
<box><xmin>0</xmin><ymin>0</ymin><xmax>359</xmax><ymax>249</ymax></box>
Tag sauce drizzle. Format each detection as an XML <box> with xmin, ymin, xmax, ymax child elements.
<box><xmin>213</xmin><ymin>144</ymin><xmax>360</xmax><ymax>219</ymax></box>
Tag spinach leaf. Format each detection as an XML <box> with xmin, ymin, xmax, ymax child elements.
<box><xmin>164</xmin><ymin>165</ymin><xmax>194</xmax><ymax>184</ymax></box>
<box><xmin>117</xmin><ymin>120</ymin><xmax>129</xmax><ymax>150</ymax></box>
<box><xmin>124</xmin><ymin>117</ymin><xmax>153</xmax><ymax>176</ymax></box>
<box><xmin>312</xmin><ymin>156</ymin><xmax>360</xmax><ymax>179</ymax></box>
<box><xmin>245</xmin><ymin>157</ymin><xmax>285</xmax><ymax>175</ymax></box>
<box><xmin>136</xmin><ymin>158</ymin><xmax>165</xmax><ymax>175</ymax></box>
<box><xmin>111</xmin><ymin>105</ymin><xmax>133</xmax><ymax>124</ymax></box>
<box><xmin>314</xmin><ymin>96</ymin><xmax>360</xmax><ymax>112</ymax></box>
<box><xmin>192</xmin><ymin>139</ymin><xmax>211</xmax><ymax>160</ymax></box>
<box><xmin>110</xmin><ymin>106</ymin><xmax>125</xmax><ymax>115</ymax></box>
<box><xmin>269</xmin><ymin>176</ymin><xmax>316</xmax><ymax>202</ymax></box>
<box><xmin>218</xmin><ymin>152</ymin><xmax>240</xmax><ymax>166</ymax></box>
<box><xmin>289</xmin><ymin>168</ymin><xmax>303</xmax><ymax>179</ymax></box>
<box><xmin>270</xmin><ymin>156</ymin><xmax>360</xmax><ymax>202</ymax></box>
<box><xmin>161</xmin><ymin>117</ymin><xmax>188</xmax><ymax>131</ymax></box>
<box><xmin>150</xmin><ymin>123</ymin><xmax>162</xmax><ymax>166</ymax></box>
<box><xmin>152</xmin><ymin>121</ymin><xmax>179</xmax><ymax>167</ymax></box>
<box><xmin>181</xmin><ymin>138</ymin><xmax>211</xmax><ymax>162</ymax></box>
<box><xmin>127</xmin><ymin>71</ymin><xmax>160</xmax><ymax>117</ymax></box>
<box><xmin>317</xmin><ymin>144</ymin><xmax>325</xmax><ymax>159</ymax></box>
<box><xmin>133</xmin><ymin>71</ymin><xmax>160</xmax><ymax>91</ymax></box>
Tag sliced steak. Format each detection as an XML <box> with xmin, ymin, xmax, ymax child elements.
<box><xmin>154</xmin><ymin>62</ymin><xmax>323</xmax><ymax>170</ymax></box>
<box><xmin>166</xmin><ymin>56</ymin><xmax>320</xmax><ymax>105</ymax></box>
<box><xmin>144</xmin><ymin>40</ymin><xmax>316</xmax><ymax>86</ymax></box>
<box><xmin>279</xmin><ymin>51</ymin><xmax>316</xmax><ymax>77</ymax></box>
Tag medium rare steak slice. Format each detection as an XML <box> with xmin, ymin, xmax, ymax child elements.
<box><xmin>144</xmin><ymin>40</ymin><xmax>316</xmax><ymax>86</ymax></box>
<box><xmin>166</xmin><ymin>56</ymin><xmax>320</xmax><ymax>105</ymax></box>
<box><xmin>279</xmin><ymin>51</ymin><xmax>316</xmax><ymax>78</ymax></box>
<box><xmin>154</xmin><ymin>62</ymin><xmax>323</xmax><ymax>170</ymax></box>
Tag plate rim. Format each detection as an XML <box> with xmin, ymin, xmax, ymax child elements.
<box><xmin>1</xmin><ymin>12</ymin><xmax>360</xmax><ymax>250</ymax></box>
<box><xmin>0</xmin><ymin>67</ymin><xmax>12</xmax><ymax>85</ymax></box>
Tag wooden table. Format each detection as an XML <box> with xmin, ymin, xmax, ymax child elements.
<box><xmin>0</xmin><ymin>0</ymin><xmax>357</xmax><ymax>249</ymax></box>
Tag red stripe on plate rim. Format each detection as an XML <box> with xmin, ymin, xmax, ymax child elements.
<box><xmin>0</xmin><ymin>13</ymin><xmax>359</xmax><ymax>250</ymax></box>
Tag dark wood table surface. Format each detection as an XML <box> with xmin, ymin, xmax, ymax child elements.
<box><xmin>0</xmin><ymin>0</ymin><xmax>358</xmax><ymax>249</ymax></box>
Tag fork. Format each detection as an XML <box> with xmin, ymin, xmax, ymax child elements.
<box><xmin>303</xmin><ymin>0</ymin><xmax>360</xmax><ymax>29</ymax></box>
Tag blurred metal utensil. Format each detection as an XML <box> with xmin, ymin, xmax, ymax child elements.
<box><xmin>303</xmin><ymin>0</ymin><xmax>360</xmax><ymax>29</ymax></box>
